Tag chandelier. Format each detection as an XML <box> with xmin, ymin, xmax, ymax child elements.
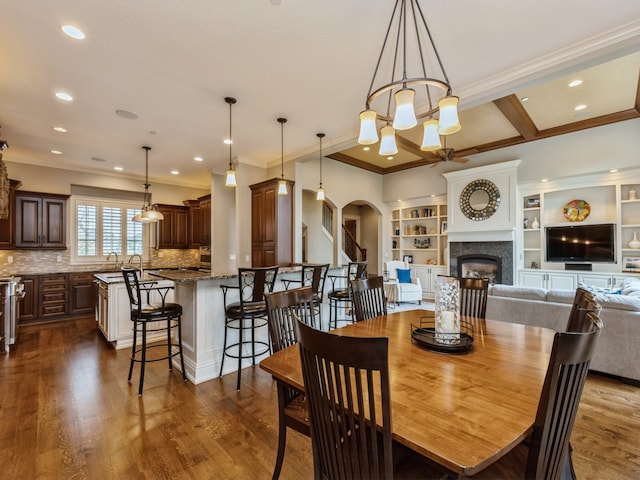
<box><xmin>358</xmin><ymin>0</ymin><xmax>461</xmax><ymax>156</ymax></box>
<box><xmin>132</xmin><ymin>146</ymin><xmax>164</xmax><ymax>223</ymax></box>
<box><xmin>224</xmin><ymin>96</ymin><xmax>237</xmax><ymax>187</ymax></box>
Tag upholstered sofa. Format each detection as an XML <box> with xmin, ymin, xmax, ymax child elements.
<box><xmin>485</xmin><ymin>279</ymin><xmax>640</xmax><ymax>384</ymax></box>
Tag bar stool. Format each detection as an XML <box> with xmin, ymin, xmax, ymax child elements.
<box><xmin>220</xmin><ymin>266</ymin><xmax>279</xmax><ymax>390</ymax></box>
<box><xmin>327</xmin><ymin>261</ymin><xmax>367</xmax><ymax>329</ymax></box>
<box><xmin>282</xmin><ymin>263</ymin><xmax>329</xmax><ymax>329</ymax></box>
<box><xmin>122</xmin><ymin>268</ymin><xmax>187</xmax><ymax>396</ymax></box>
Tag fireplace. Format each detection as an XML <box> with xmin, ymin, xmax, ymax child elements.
<box><xmin>457</xmin><ymin>254</ymin><xmax>502</xmax><ymax>284</ymax></box>
<box><xmin>449</xmin><ymin>241</ymin><xmax>513</xmax><ymax>285</ymax></box>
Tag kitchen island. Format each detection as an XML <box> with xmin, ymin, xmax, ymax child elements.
<box><xmin>95</xmin><ymin>266</ymin><xmax>340</xmax><ymax>385</ymax></box>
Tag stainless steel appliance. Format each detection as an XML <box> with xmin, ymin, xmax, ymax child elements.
<box><xmin>1</xmin><ymin>276</ymin><xmax>25</xmax><ymax>353</ymax></box>
<box><xmin>199</xmin><ymin>246</ymin><xmax>211</xmax><ymax>269</ymax></box>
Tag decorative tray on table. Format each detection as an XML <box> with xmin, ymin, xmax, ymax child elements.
<box><xmin>411</xmin><ymin>315</ymin><xmax>474</xmax><ymax>354</ymax></box>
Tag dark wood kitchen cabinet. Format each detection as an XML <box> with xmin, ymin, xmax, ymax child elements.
<box><xmin>39</xmin><ymin>273</ymin><xmax>68</xmax><ymax>319</ymax></box>
<box><xmin>69</xmin><ymin>272</ymin><xmax>96</xmax><ymax>315</ymax></box>
<box><xmin>184</xmin><ymin>194</ymin><xmax>211</xmax><ymax>247</ymax></box>
<box><xmin>0</xmin><ymin>179</ymin><xmax>21</xmax><ymax>249</ymax></box>
<box><xmin>250</xmin><ymin>178</ymin><xmax>293</xmax><ymax>267</ymax></box>
<box><xmin>18</xmin><ymin>275</ymin><xmax>38</xmax><ymax>323</ymax></box>
<box><xmin>15</xmin><ymin>191</ymin><xmax>68</xmax><ymax>249</ymax></box>
<box><xmin>155</xmin><ymin>204</ymin><xmax>189</xmax><ymax>249</ymax></box>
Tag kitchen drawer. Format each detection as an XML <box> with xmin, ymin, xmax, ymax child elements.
<box><xmin>42</xmin><ymin>291</ymin><xmax>67</xmax><ymax>303</ymax></box>
<box><xmin>70</xmin><ymin>272</ymin><xmax>94</xmax><ymax>283</ymax></box>
<box><xmin>41</xmin><ymin>303</ymin><xmax>67</xmax><ymax>317</ymax></box>
<box><xmin>40</xmin><ymin>274</ymin><xmax>67</xmax><ymax>284</ymax></box>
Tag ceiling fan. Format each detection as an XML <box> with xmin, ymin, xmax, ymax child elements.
<box><xmin>429</xmin><ymin>138</ymin><xmax>469</xmax><ymax>167</ymax></box>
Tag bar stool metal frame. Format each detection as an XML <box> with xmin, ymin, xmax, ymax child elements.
<box><xmin>281</xmin><ymin>263</ymin><xmax>329</xmax><ymax>329</ymax></box>
<box><xmin>220</xmin><ymin>266</ymin><xmax>279</xmax><ymax>390</ymax></box>
<box><xmin>122</xmin><ymin>268</ymin><xmax>187</xmax><ymax>396</ymax></box>
<box><xmin>327</xmin><ymin>261</ymin><xmax>367</xmax><ymax>329</ymax></box>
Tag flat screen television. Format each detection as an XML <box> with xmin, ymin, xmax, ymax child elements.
<box><xmin>545</xmin><ymin>223</ymin><xmax>615</xmax><ymax>263</ymax></box>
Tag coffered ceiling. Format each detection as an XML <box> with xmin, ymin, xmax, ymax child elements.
<box><xmin>0</xmin><ymin>1</ymin><xmax>639</xmax><ymax>189</ymax></box>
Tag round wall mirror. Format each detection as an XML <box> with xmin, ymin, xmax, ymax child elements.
<box><xmin>459</xmin><ymin>179</ymin><xmax>501</xmax><ymax>221</ymax></box>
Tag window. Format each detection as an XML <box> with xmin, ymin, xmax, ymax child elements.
<box><xmin>72</xmin><ymin>197</ymin><xmax>146</xmax><ymax>264</ymax></box>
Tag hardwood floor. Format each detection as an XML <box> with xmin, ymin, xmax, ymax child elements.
<box><xmin>1</xmin><ymin>317</ymin><xmax>639</xmax><ymax>479</ymax></box>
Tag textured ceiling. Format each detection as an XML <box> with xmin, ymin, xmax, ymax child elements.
<box><xmin>0</xmin><ymin>1</ymin><xmax>639</xmax><ymax>188</ymax></box>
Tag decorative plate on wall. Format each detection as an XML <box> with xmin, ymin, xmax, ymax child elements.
<box><xmin>459</xmin><ymin>179</ymin><xmax>501</xmax><ymax>221</ymax></box>
<box><xmin>563</xmin><ymin>199</ymin><xmax>590</xmax><ymax>222</ymax></box>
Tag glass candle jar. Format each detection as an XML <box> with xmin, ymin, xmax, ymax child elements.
<box><xmin>435</xmin><ymin>276</ymin><xmax>460</xmax><ymax>345</ymax></box>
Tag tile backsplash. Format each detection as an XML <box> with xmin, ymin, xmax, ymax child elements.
<box><xmin>0</xmin><ymin>249</ymin><xmax>199</xmax><ymax>277</ymax></box>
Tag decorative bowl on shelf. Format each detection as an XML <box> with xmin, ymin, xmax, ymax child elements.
<box><xmin>563</xmin><ymin>199</ymin><xmax>590</xmax><ymax>222</ymax></box>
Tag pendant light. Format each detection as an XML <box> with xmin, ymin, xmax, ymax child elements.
<box><xmin>277</xmin><ymin>117</ymin><xmax>288</xmax><ymax>196</ymax></box>
<box><xmin>357</xmin><ymin>0</ymin><xmax>461</xmax><ymax>156</ymax></box>
<box><xmin>132</xmin><ymin>146</ymin><xmax>164</xmax><ymax>223</ymax></box>
<box><xmin>224</xmin><ymin>96</ymin><xmax>237</xmax><ymax>187</ymax></box>
<box><xmin>316</xmin><ymin>132</ymin><xmax>325</xmax><ymax>201</ymax></box>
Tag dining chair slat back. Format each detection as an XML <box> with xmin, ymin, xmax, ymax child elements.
<box><xmin>350</xmin><ymin>275</ymin><xmax>388</xmax><ymax>322</ymax></box>
<box><xmin>458</xmin><ymin>277</ymin><xmax>489</xmax><ymax>319</ymax></box>
<box><xmin>264</xmin><ymin>287</ymin><xmax>315</xmax><ymax>480</ymax></box>
<box><xmin>565</xmin><ymin>287</ymin><xmax>601</xmax><ymax>333</ymax></box>
<box><xmin>294</xmin><ymin>318</ymin><xmax>393</xmax><ymax>480</ymax></box>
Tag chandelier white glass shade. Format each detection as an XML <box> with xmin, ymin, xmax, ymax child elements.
<box><xmin>358</xmin><ymin>0</ymin><xmax>461</xmax><ymax>155</ymax></box>
<box><xmin>277</xmin><ymin>117</ymin><xmax>288</xmax><ymax>196</ymax></box>
<box><xmin>316</xmin><ymin>132</ymin><xmax>325</xmax><ymax>201</ymax></box>
<box><xmin>132</xmin><ymin>146</ymin><xmax>164</xmax><ymax>223</ymax></box>
<box><xmin>224</xmin><ymin>96</ymin><xmax>237</xmax><ymax>187</ymax></box>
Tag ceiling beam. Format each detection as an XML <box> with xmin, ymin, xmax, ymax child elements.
<box><xmin>493</xmin><ymin>94</ymin><xmax>539</xmax><ymax>140</ymax></box>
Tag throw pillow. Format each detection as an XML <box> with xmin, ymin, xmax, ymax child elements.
<box><xmin>579</xmin><ymin>281</ymin><xmax>621</xmax><ymax>295</ymax></box>
<box><xmin>397</xmin><ymin>268</ymin><xmax>411</xmax><ymax>284</ymax></box>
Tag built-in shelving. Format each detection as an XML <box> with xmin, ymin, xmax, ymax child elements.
<box><xmin>391</xmin><ymin>203</ymin><xmax>447</xmax><ymax>266</ymax></box>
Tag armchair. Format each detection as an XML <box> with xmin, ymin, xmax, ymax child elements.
<box><xmin>384</xmin><ymin>261</ymin><xmax>422</xmax><ymax>305</ymax></box>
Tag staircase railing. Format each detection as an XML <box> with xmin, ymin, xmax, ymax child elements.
<box><xmin>322</xmin><ymin>201</ymin><xmax>332</xmax><ymax>233</ymax></box>
<box><xmin>342</xmin><ymin>224</ymin><xmax>367</xmax><ymax>262</ymax></box>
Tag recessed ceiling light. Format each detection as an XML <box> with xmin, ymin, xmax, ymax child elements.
<box><xmin>55</xmin><ymin>92</ymin><xmax>73</xmax><ymax>101</ymax></box>
<box><xmin>363</xmin><ymin>146</ymin><xmax>370</xmax><ymax>151</ymax></box>
<box><xmin>61</xmin><ymin>25</ymin><xmax>85</xmax><ymax>40</ymax></box>
<box><xmin>115</xmin><ymin>109</ymin><xmax>138</xmax><ymax>120</ymax></box>
<box><xmin>223</xmin><ymin>138</ymin><xmax>232</xmax><ymax>145</ymax></box>
<box><xmin>170</xmin><ymin>170</ymin><xmax>179</xmax><ymax>175</ymax></box>
<box><xmin>541</xmin><ymin>178</ymin><xmax>548</xmax><ymax>182</ymax></box>
<box><xmin>387</xmin><ymin>156</ymin><xmax>394</xmax><ymax>160</ymax></box>
<box><xmin>574</xmin><ymin>104</ymin><xmax>587</xmax><ymax>111</ymax></box>
<box><xmin>568</xmin><ymin>80</ymin><xmax>582</xmax><ymax>87</ymax></box>
<box><xmin>114</xmin><ymin>166</ymin><xmax>123</xmax><ymax>171</ymax></box>
<box><xmin>194</xmin><ymin>156</ymin><xmax>203</xmax><ymax>162</ymax></box>
<box><xmin>609</xmin><ymin>169</ymin><xmax>619</xmax><ymax>173</ymax></box>
<box><xmin>520</xmin><ymin>96</ymin><xmax>529</xmax><ymax>102</ymax></box>
<box><xmin>53</xmin><ymin>126</ymin><xmax>67</xmax><ymax>133</ymax></box>
<box><xmin>50</xmin><ymin>150</ymin><xmax>62</xmax><ymax>155</ymax></box>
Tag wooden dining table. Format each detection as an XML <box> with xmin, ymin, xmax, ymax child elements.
<box><xmin>259</xmin><ymin>309</ymin><xmax>557</xmax><ymax>477</ymax></box>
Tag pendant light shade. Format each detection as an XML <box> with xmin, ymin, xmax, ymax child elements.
<box><xmin>358</xmin><ymin>110</ymin><xmax>379</xmax><ymax>145</ymax></box>
<box><xmin>316</xmin><ymin>132</ymin><xmax>325</xmax><ymax>201</ymax></box>
<box><xmin>392</xmin><ymin>88</ymin><xmax>417</xmax><ymax>130</ymax></box>
<box><xmin>277</xmin><ymin>117</ymin><xmax>288</xmax><ymax>196</ymax></box>
<box><xmin>437</xmin><ymin>96</ymin><xmax>461</xmax><ymax>135</ymax></box>
<box><xmin>224</xmin><ymin>97</ymin><xmax>237</xmax><ymax>187</ymax></box>
<box><xmin>379</xmin><ymin>125</ymin><xmax>398</xmax><ymax>156</ymax></box>
<box><xmin>421</xmin><ymin>118</ymin><xmax>442</xmax><ymax>151</ymax></box>
<box><xmin>133</xmin><ymin>146</ymin><xmax>164</xmax><ymax>223</ymax></box>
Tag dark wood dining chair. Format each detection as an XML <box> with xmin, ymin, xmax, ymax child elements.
<box><xmin>350</xmin><ymin>275</ymin><xmax>388</xmax><ymax>322</ymax></box>
<box><xmin>566</xmin><ymin>287</ymin><xmax>600</xmax><ymax>332</ymax></box>
<box><xmin>122</xmin><ymin>268</ymin><xmax>187</xmax><ymax>395</ymax></box>
<box><xmin>264</xmin><ymin>287</ymin><xmax>316</xmax><ymax>480</ymax></box>
<box><xmin>281</xmin><ymin>263</ymin><xmax>329</xmax><ymax>328</ymax></box>
<box><xmin>473</xmin><ymin>310</ymin><xmax>603</xmax><ymax>480</ymax></box>
<box><xmin>219</xmin><ymin>266</ymin><xmax>279</xmax><ymax>390</ymax></box>
<box><xmin>458</xmin><ymin>277</ymin><xmax>489</xmax><ymax>318</ymax></box>
<box><xmin>294</xmin><ymin>317</ymin><xmax>444</xmax><ymax>480</ymax></box>
<box><xmin>327</xmin><ymin>261</ymin><xmax>367</xmax><ymax>329</ymax></box>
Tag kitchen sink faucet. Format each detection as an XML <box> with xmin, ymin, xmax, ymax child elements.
<box><xmin>106</xmin><ymin>252</ymin><xmax>120</xmax><ymax>270</ymax></box>
<box><xmin>128</xmin><ymin>254</ymin><xmax>143</xmax><ymax>274</ymax></box>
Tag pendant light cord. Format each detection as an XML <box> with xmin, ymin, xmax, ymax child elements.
<box><xmin>278</xmin><ymin>117</ymin><xmax>287</xmax><ymax>178</ymax></box>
